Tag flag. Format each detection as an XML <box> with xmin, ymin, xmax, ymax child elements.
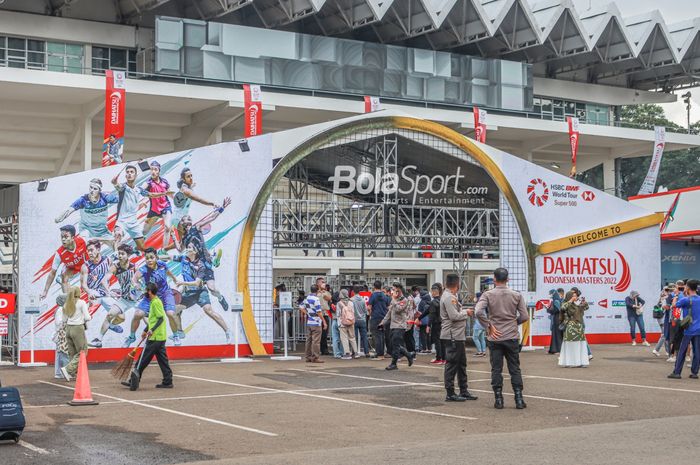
<box><xmin>364</xmin><ymin>96</ymin><xmax>380</xmax><ymax>113</ymax></box>
<box><xmin>243</xmin><ymin>84</ymin><xmax>263</xmax><ymax>137</ymax></box>
<box><xmin>638</xmin><ymin>126</ymin><xmax>667</xmax><ymax>195</ymax></box>
<box><xmin>102</xmin><ymin>70</ymin><xmax>126</xmax><ymax>167</ymax></box>
<box><xmin>567</xmin><ymin>116</ymin><xmax>580</xmax><ymax>176</ymax></box>
<box><xmin>660</xmin><ymin>192</ymin><xmax>680</xmax><ymax>233</ymax></box>
<box><xmin>473</xmin><ymin>107</ymin><xmax>487</xmax><ymax>143</ymax></box>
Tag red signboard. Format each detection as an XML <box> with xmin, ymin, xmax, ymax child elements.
<box><xmin>243</xmin><ymin>84</ymin><xmax>263</xmax><ymax>137</ymax></box>
<box><xmin>102</xmin><ymin>70</ymin><xmax>126</xmax><ymax>166</ymax></box>
<box><xmin>0</xmin><ymin>293</ymin><xmax>16</xmax><ymax>315</ymax></box>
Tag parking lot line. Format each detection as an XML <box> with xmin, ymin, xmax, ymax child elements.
<box><xmin>18</xmin><ymin>440</ymin><xmax>50</xmax><ymax>455</ymax></box>
<box><xmin>38</xmin><ymin>381</ymin><xmax>278</xmax><ymax>437</ymax></box>
<box><xmin>296</xmin><ymin>369</ymin><xmax>619</xmax><ymax>408</ymax></box>
<box><xmin>174</xmin><ymin>374</ymin><xmax>478</xmax><ymax>420</ymax></box>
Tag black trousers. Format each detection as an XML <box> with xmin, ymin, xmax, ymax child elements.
<box><xmin>442</xmin><ymin>339</ymin><xmax>467</xmax><ymax>395</ymax></box>
<box><xmin>391</xmin><ymin>329</ymin><xmax>410</xmax><ymax>363</ymax></box>
<box><xmin>370</xmin><ymin>320</ymin><xmax>386</xmax><ymax>356</ymax></box>
<box><xmin>404</xmin><ymin>327</ymin><xmax>416</xmax><ymax>353</ymax></box>
<box><xmin>549</xmin><ymin>313</ymin><xmax>563</xmax><ymax>354</ymax></box>
<box><xmin>320</xmin><ymin>315</ymin><xmax>330</xmax><ymax>355</ymax></box>
<box><xmin>419</xmin><ymin>325</ymin><xmax>429</xmax><ymax>351</ymax></box>
<box><xmin>487</xmin><ymin>339</ymin><xmax>523</xmax><ymax>389</ymax></box>
<box><xmin>432</xmin><ymin>323</ymin><xmax>444</xmax><ymax>360</ymax></box>
<box><xmin>135</xmin><ymin>340</ymin><xmax>172</xmax><ymax>385</ymax></box>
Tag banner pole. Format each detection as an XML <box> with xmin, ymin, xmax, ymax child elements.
<box><xmin>221</xmin><ymin>293</ymin><xmax>255</xmax><ymax>363</ymax></box>
<box><xmin>18</xmin><ymin>315</ymin><xmax>47</xmax><ymax>367</ymax></box>
<box><xmin>271</xmin><ymin>292</ymin><xmax>300</xmax><ymax>361</ymax></box>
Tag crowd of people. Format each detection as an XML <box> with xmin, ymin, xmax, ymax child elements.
<box><xmin>297</xmin><ymin>268</ymin><xmax>529</xmax><ymax>409</ymax></box>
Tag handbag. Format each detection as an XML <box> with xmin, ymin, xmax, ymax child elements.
<box><xmin>652</xmin><ymin>305</ymin><xmax>664</xmax><ymax>319</ymax></box>
<box><xmin>635</xmin><ymin>305</ymin><xmax>644</xmax><ymax>316</ymax></box>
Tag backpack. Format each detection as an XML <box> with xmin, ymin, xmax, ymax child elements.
<box><xmin>339</xmin><ymin>301</ymin><xmax>355</xmax><ymax>327</ymax></box>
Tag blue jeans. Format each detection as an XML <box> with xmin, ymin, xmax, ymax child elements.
<box><xmin>673</xmin><ymin>334</ymin><xmax>700</xmax><ymax>375</ymax></box>
<box><xmin>473</xmin><ymin>328</ymin><xmax>486</xmax><ymax>353</ymax></box>
<box><xmin>628</xmin><ymin>312</ymin><xmax>646</xmax><ymax>340</ymax></box>
<box><xmin>331</xmin><ymin>319</ymin><xmax>343</xmax><ymax>357</ymax></box>
<box><xmin>413</xmin><ymin>326</ymin><xmax>421</xmax><ymax>351</ymax></box>
<box><xmin>54</xmin><ymin>350</ymin><xmax>69</xmax><ymax>378</ymax></box>
<box><xmin>355</xmin><ymin>319</ymin><xmax>370</xmax><ymax>354</ymax></box>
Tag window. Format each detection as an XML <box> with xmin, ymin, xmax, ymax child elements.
<box><xmin>0</xmin><ymin>36</ymin><xmax>46</xmax><ymax>69</ymax></box>
<box><xmin>47</xmin><ymin>42</ymin><xmax>83</xmax><ymax>73</ymax></box>
<box><xmin>92</xmin><ymin>46</ymin><xmax>137</xmax><ymax>76</ymax></box>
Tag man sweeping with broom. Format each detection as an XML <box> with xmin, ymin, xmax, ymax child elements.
<box><xmin>120</xmin><ymin>283</ymin><xmax>173</xmax><ymax>391</ymax></box>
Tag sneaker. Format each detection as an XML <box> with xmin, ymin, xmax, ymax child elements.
<box><xmin>667</xmin><ymin>356</ymin><xmax>676</xmax><ymax>363</ymax></box>
<box><xmin>177</xmin><ymin>330</ymin><xmax>186</xmax><ymax>339</ymax></box>
<box><xmin>60</xmin><ymin>366</ymin><xmax>71</xmax><ymax>382</ymax></box>
<box><xmin>88</xmin><ymin>338</ymin><xmax>103</xmax><ymax>348</ymax></box>
<box><xmin>212</xmin><ymin>249</ymin><xmax>223</xmax><ymax>268</ymax></box>
<box><xmin>385</xmin><ymin>364</ymin><xmax>398</xmax><ymax>371</ymax></box>
<box><xmin>667</xmin><ymin>373</ymin><xmax>682</xmax><ymax>379</ymax></box>
<box><xmin>588</xmin><ymin>354</ymin><xmax>594</xmax><ymax>360</ymax></box>
<box><xmin>632</xmin><ymin>341</ymin><xmax>637</xmax><ymax>346</ymax></box>
<box><xmin>341</xmin><ymin>355</ymin><xmax>352</xmax><ymax>360</ymax></box>
<box><xmin>172</xmin><ymin>334</ymin><xmax>182</xmax><ymax>346</ymax></box>
<box><xmin>642</xmin><ymin>341</ymin><xmax>650</xmax><ymax>347</ymax></box>
<box><xmin>652</xmin><ymin>349</ymin><xmax>660</xmax><ymax>357</ymax></box>
<box><xmin>352</xmin><ymin>354</ymin><xmax>361</xmax><ymax>359</ymax></box>
<box><xmin>123</xmin><ymin>334</ymin><xmax>136</xmax><ymax>348</ymax></box>
<box><xmin>430</xmin><ymin>359</ymin><xmax>441</xmax><ymax>364</ymax></box>
<box><xmin>687</xmin><ymin>356</ymin><xmax>691</xmax><ymax>362</ymax></box>
<box><xmin>108</xmin><ymin>323</ymin><xmax>124</xmax><ymax>334</ymax></box>
<box><xmin>225</xmin><ymin>330</ymin><xmax>232</xmax><ymax>343</ymax></box>
<box><xmin>358</xmin><ymin>352</ymin><xmax>366</xmax><ymax>357</ymax></box>
<box><xmin>155</xmin><ymin>383</ymin><xmax>174</xmax><ymax>389</ymax></box>
<box><xmin>690</xmin><ymin>374</ymin><xmax>699</xmax><ymax>379</ymax></box>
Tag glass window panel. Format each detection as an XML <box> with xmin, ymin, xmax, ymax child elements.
<box><xmin>8</xmin><ymin>38</ymin><xmax>24</xmax><ymax>50</ymax></box>
<box><xmin>110</xmin><ymin>48</ymin><xmax>126</xmax><ymax>68</ymax></box>
<box><xmin>553</xmin><ymin>99</ymin><xmax>563</xmax><ymax>108</ymax></box>
<box><xmin>92</xmin><ymin>57</ymin><xmax>109</xmax><ymax>71</ymax></box>
<box><xmin>8</xmin><ymin>59</ymin><xmax>25</xmax><ymax>68</ymax></box>
<box><xmin>47</xmin><ymin>55</ymin><xmax>64</xmax><ymax>71</ymax></box>
<box><xmin>8</xmin><ymin>48</ymin><xmax>25</xmax><ymax>59</ymax></box>
<box><xmin>28</xmin><ymin>52</ymin><xmax>45</xmax><ymax>66</ymax></box>
<box><xmin>28</xmin><ymin>40</ymin><xmax>44</xmax><ymax>52</ymax></box>
<box><xmin>540</xmin><ymin>98</ymin><xmax>552</xmax><ymax>112</ymax></box>
<box><xmin>92</xmin><ymin>46</ymin><xmax>108</xmax><ymax>59</ymax></box>
<box><xmin>67</xmin><ymin>57</ymin><xmax>82</xmax><ymax>73</ymax></box>
<box><xmin>47</xmin><ymin>42</ymin><xmax>65</xmax><ymax>54</ymax></box>
<box><xmin>66</xmin><ymin>44</ymin><xmax>83</xmax><ymax>57</ymax></box>
<box><xmin>565</xmin><ymin>101</ymin><xmax>576</xmax><ymax>114</ymax></box>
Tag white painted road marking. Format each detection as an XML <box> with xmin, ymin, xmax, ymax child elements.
<box><xmin>18</xmin><ymin>440</ymin><xmax>50</xmax><ymax>455</ymax></box>
<box><xmin>39</xmin><ymin>381</ymin><xmax>278</xmax><ymax>437</ymax></box>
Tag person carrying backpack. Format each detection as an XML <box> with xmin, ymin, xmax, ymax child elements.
<box><xmin>337</xmin><ymin>289</ymin><xmax>359</xmax><ymax>359</ymax></box>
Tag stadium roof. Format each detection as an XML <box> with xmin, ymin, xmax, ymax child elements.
<box><xmin>1</xmin><ymin>0</ymin><xmax>700</xmax><ymax>91</ymax></box>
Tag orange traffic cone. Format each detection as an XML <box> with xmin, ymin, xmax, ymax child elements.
<box><xmin>68</xmin><ymin>350</ymin><xmax>99</xmax><ymax>406</ymax></box>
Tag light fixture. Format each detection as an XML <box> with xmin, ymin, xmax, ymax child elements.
<box><xmin>351</xmin><ymin>203</ymin><xmax>363</xmax><ymax>209</ymax></box>
<box><xmin>37</xmin><ymin>179</ymin><xmax>48</xmax><ymax>192</ymax></box>
<box><xmin>238</xmin><ymin>139</ymin><xmax>250</xmax><ymax>152</ymax></box>
<box><xmin>550</xmin><ymin>162</ymin><xmax>560</xmax><ymax>169</ymax></box>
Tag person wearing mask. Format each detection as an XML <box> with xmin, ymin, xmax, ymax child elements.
<box><xmin>337</xmin><ymin>289</ymin><xmax>359</xmax><ymax>359</ymax></box>
<box><xmin>427</xmin><ymin>284</ymin><xmax>445</xmax><ymax>364</ymax></box>
<box><xmin>368</xmin><ymin>281</ymin><xmax>389</xmax><ymax>359</ymax></box>
<box><xmin>653</xmin><ymin>286</ymin><xmax>672</xmax><ymax>357</ymax></box>
<box><xmin>625</xmin><ymin>290</ymin><xmax>649</xmax><ymax>346</ymax></box>
<box><xmin>315</xmin><ymin>277</ymin><xmax>335</xmax><ymax>357</ymax></box>
<box><xmin>441</xmin><ymin>274</ymin><xmax>478</xmax><ymax>402</ymax></box>
<box><xmin>351</xmin><ymin>285</ymin><xmax>370</xmax><ymax>357</ymax></box>
<box><xmin>668</xmin><ymin>279</ymin><xmax>700</xmax><ymax>379</ymax></box>
<box><xmin>59</xmin><ymin>286</ymin><xmax>92</xmax><ymax>381</ymax></box>
<box><xmin>380</xmin><ymin>283</ymin><xmax>415</xmax><ymax>371</ymax></box>
<box><xmin>417</xmin><ymin>289</ymin><xmax>432</xmax><ymax>354</ymax></box>
<box><xmin>124</xmin><ymin>283</ymin><xmax>173</xmax><ymax>391</ymax></box>
<box><xmin>301</xmin><ymin>284</ymin><xmax>327</xmax><ymax>363</ymax></box>
<box><xmin>547</xmin><ymin>289</ymin><xmax>563</xmax><ymax>354</ymax></box>
<box><xmin>559</xmin><ymin>289</ymin><xmax>589</xmax><ymax>368</ymax></box>
<box><xmin>475</xmin><ymin>268</ymin><xmax>528</xmax><ymax>410</ymax></box>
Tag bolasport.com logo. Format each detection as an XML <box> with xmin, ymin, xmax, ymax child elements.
<box><xmin>542</xmin><ymin>251</ymin><xmax>631</xmax><ymax>292</ymax></box>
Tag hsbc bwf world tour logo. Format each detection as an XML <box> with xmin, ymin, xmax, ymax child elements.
<box><xmin>527</xmin><ymin>178</ymin><xmax>549</xmax><ymax>206</ymax></box>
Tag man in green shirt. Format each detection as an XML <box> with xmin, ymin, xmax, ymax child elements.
<box><xmin>123</xmin><ymin>283</ymin><xmax>174</xmax><ymax>391</ymax></box>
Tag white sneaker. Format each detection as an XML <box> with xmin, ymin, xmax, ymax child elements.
<box><xmin>642</xmin><ymin>341</ymin><xmax>650</xmax><ymax>347</ymax></box>
<box><xmin>588</xmin><ymin>354</ymin><xmax>593</xmax><ymax>360</ymax></box>
<box><xmin>60</xmin><ymin>366</ymin><xmax>71</xmax><ymax>382</ymax></box>
<box><xmin>652</xmin><ymin>349</ymin><xmax>660</xmax><ymax>357</ymax></box>
<box><xmin>686</xmin><ymin>356</ymin><xmax>691</xmax><ymax>362</ymax></box>
<box><xmin>632</xmin><ymin>341</ymin><xmax>637</xmax><ymax>346</ymax></box>
<box><xmin>357</xmin><ymin>352</ymin><xmax>365</xmax><ymax>357</ymax></box>
<box><xmin>667</xmin><ymin>356</ymin><xmax>676</xmax><ymax>362</ymax></box>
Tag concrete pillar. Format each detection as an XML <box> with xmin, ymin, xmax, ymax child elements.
<box><xmin>82</xmin><ymin>116</ymin><xmax>92</xmax><ymax>170</ymax></box>
<box><xmin>602</xmin><ymin>158</ymin><xmax>616</xmax><ymax>196</ymax></box>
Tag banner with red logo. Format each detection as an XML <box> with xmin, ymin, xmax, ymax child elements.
<box><xmin>567</xmin><ymin>116</ymin><xmax>580</xmax><ymax>177</ymax></box>
<box><xmin>102</xmin><ymin>70</ymin><xmax>126</xmax><ymax>167</ymax></box>
<box><xmin>637</xmin><ymin>126</ymin><xmax>666</xmax><ymax>195</ymax></box>
<box><xmin>244</xmin><ymin>84</ymin><xmax>263</xmax><ymax>137</ymax></box>
<box><xmin>0</xmin><ymin>293</ymin><xmax>16</xmax><ymax>315</ymax></box>
<box><xmin>364</xmin><ymin>96</ymin><xmax>381</xmax><ymax>113</ymax></box>
<box><xmin>473</xmin><ymin>107</ymin><xmax>487</xmax><ymax>143</ymax></box>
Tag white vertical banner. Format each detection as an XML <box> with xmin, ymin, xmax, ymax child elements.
<box><xmin>364</xmin><ymin>96</ymin><xmax>381</xmax><ymax>113</ymax></box>
<box><xmin>638</xmin><ymin>126</ymin><xmax>666</xmax><ymax>195</ymax></box>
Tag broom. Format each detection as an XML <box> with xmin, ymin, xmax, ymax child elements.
<box><xmin>111</xmin><ymin>336</ymin><xmax>146</xmax><ymax>381</ymax></box>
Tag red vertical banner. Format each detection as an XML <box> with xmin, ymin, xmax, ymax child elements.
<box><xmin>364</xmin><ymin>96</ymin><xmax>380</xmax><ymax>113</ymax></box>
<box><xmin>102</xmin><ymin>70</ymin><xmax>126</xmax><ymax>167</ymax></box>
<box><xmin>473</xmin><ymin>107</ymin><xmax>487</xmax><ymax>143</ymax></box>
<box><xmin>567</xmin><ymin>116</ymin><xmax>580</xmax><ymax>177</ymax></box>
<box><xmin>243</xmin><ymin>84</ymin><xmax>263</xmax><ymax>137</ymax></box>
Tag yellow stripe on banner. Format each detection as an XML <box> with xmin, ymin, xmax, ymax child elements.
<box><xmin>537</xmin><ymin>213</ymin><xmax>665</xmax><ymax>255</ymax></box>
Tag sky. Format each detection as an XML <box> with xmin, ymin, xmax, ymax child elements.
<box><xmin>567</xmin><ymin>0</ymin><xmax>700</xmax><ymax>127</ymax></box>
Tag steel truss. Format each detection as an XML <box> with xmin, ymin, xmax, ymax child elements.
<box><xmin>271</xmin><ymin>199</ymin><xmax>499</xmax><ymax>251</ymax></box>
<box><xmin>0</xmin><ymin>215</ymin><xmax>18</xmax><ymax>364</ymax></box>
